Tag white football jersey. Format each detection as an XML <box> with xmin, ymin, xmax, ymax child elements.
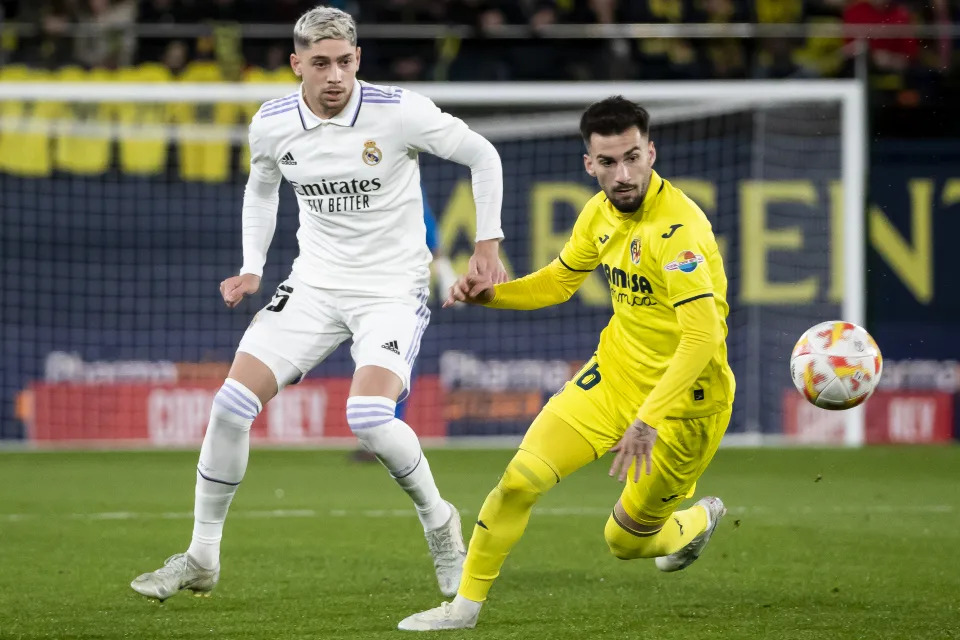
<box><xmin>248</xmin><ymin>79</ymin><xmax>499</xmax><ymax>293</ymax></box>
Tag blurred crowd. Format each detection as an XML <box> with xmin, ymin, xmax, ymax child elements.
<box><xmin>0</xmin><ymin>0</ymin><xmax>956</xmax><ymax>103</ymax></box>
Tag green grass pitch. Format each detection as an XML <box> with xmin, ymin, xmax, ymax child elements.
<box><xmin>1</xmin><ymin>446</ymin><xmax>958</xmax><ymax>639</ymax></box>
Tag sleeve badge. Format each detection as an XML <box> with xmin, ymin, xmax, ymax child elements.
<box><xmin>665</xmin><ymin>250</ymin><xmax>704</xmax><ymax>273</ymax></box>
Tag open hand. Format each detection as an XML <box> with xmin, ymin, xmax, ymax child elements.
<box><xmin>609</xmin><ymin>419</ymin><xmax>658</xmax><ymax>483</ymax></box>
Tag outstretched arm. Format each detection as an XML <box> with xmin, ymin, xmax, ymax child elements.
<box><xmin>444</xmin><ymin>258</ymin><xmax>591</xmax><ymax>310</ymax></box>
<box><xmin>445</xmin><ymin>193</ymin><xmax>602</xmax><ymax>309</ymax></box>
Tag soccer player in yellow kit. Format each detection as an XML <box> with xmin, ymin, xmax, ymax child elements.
<box><xmin>398</xmin><ymin>96</ymin><xmax>736</xmax><ymax>631</ymax></box>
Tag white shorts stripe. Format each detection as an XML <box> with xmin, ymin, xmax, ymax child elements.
<box><xmin>404</xmin><ymin>289</ymin><xmax>430</xmax><ymax>363</ymax></box>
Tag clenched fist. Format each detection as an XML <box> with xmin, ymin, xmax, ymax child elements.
<box><xmin>219</xmin><ymin>273</ymin><xmax>261</xmax><ymax>309</ymax></box>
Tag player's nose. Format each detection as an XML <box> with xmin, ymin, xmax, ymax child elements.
<box><xmin>615</xmin><ymin>162</ymin><xmax>631</xmax><ymax>182</ymax></box>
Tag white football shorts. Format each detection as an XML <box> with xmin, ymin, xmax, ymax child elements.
<box><xmin>236</xmin><ymin>273</ymin><xmax>430</xmax><ymax>398</ymax></box>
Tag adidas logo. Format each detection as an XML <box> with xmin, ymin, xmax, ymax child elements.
<box><xmin>381</xmin><ymin>340</ymin><xmax>400</xmax><ymax>355</ymax></box>
<box><xmin>280</xmin><ymin>152</ymin><xmax>297</xmax><ymax>165</ymax></box>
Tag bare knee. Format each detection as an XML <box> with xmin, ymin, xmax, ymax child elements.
<box><xmin>350</xmin><ymin>365</ymin><xmax>404</xmax><ymax>401</ymax></box>
<box><xmin>228</xmin><ymin>352</ymin><xmax>281</xmax><ymax>406</ymax></box>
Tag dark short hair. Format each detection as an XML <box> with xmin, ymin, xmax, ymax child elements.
<box><xmin>579</xmin><ymin>96</ymin><xmax>650</xmax><ymax>147</ymax></box>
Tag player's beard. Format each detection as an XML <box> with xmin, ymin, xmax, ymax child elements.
<box><xmin>606</xmin><ymin>185</ymin><xmax>644</xmax><ymax>213</ymax></box>
<box><xmin>605</xmin><ymin>171</ymin><xmax>651</xmax><ymax>214</ymax></box>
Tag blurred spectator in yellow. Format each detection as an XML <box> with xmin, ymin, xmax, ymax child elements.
<box><xmin>751</xmin><ymin>0</ymin><xmax>806</xmax><ymax>78</ymax></box>
<box><xmin>698</xmin><ymin>0</ymin><xmax>748</xmax><ymax>79</ymax></box>
<box><xmin>36</xmin><ymin>0</ymin><xmax>81</xmax><ymax>67</ymax></box>
<box><xmin>160</xmin><ymin>38</ymin><xmax>187</xmax><ymax>75</ymax></box>
<box><xmin>73</xmin><ymin>0</ymin><xmax>137</xmax><ymax>68</ymax></box>
<box><xmin>623</xmin><ymin>0</ymin><xmax>698</xmax><ymax>79</ymax></box>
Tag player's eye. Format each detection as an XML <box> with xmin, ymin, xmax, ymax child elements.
<box><xmin>314</xmin><ymin>61</ymin><xmax>327</xmax><ymax>68</ymax></box>
<box><xmin>626</xmin><ymin>154</ymin><xmax>639</xmax><ymax>163</ymax></box>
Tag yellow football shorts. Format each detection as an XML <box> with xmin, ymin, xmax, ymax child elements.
<box><xmin>542</xmin><ymin>356</ymin><xmax>731</xmax><ymax>524</ymax></box>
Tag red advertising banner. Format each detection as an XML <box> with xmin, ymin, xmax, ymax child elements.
<box><xmin>781</xmin><ymin>392</ymin><xmax>847</xmax><ymax>444</ymax></box>
<box><xmin>862</xmin><ymin>391</ymin><xmax>954</xmax><ymax>444</ymax></box>
<box><xmin>782</xmin><ymin>390</ymin><xmax>954</xmax><ymax>444</ymax></box>
<box><xmin>24</xmin><ymin>376</ymin><xmax>447</xmax><ymax>445</ymax></box>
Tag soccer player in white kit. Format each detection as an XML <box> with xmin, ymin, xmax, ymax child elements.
<box><xmin>130</xmin><ymin>5</ymin><xmax>506</xmax><ymax>602</ymax></box>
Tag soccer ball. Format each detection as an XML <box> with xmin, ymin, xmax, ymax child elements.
<box><xmin>790</xmin><ymin>321</ymin><xmax>883</xmax><ymax>410</ymax></box>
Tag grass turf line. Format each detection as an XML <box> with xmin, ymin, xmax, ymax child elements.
<box><xmin>0</xmin><ymin>447</ymin><xmax>958</xmax><ymax>639</ymax></box>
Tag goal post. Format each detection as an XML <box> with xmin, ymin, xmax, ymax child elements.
<box><xmin>0</xmin><ymin>79</ymin><xmax>866</xmax><ymax>447</ymax></box>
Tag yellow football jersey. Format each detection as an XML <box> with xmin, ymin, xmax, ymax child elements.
<box><xmin>558</xmin><ymin>171</ymin><xmax>735</xmax><ymax>419</ymax></box>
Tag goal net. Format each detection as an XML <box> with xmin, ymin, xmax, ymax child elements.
<box><xmin>0</xmin><ymin>79</ymin><xmax>865</xmax><ymax>447</ymax></box>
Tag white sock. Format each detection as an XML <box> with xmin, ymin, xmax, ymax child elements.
<box><xmin>346</xmin><ymin>396</ymin><xmax>451</xmax><ymax>531</ymax></box>
<box><xmin>187</xmin><ymin>379</ymin><xmax>261</xmax><ymax>569</ymax></box>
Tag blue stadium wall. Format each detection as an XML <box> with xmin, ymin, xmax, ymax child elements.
<box><xmin>1</xmin><ymin>139</ymin><xmax>957</xmax><ymax>440</ymax></box>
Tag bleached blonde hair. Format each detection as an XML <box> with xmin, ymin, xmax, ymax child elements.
<box><xmin>293</xmin><ymin>6</ymin><xmax>357</xmax><ymax>49</ymax></box>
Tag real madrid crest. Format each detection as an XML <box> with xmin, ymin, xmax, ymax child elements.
<box><xmin>630</xmin><ymin>237</ymin><xmax>642</xmax><ymax>265</ymax></box>
<box><xmin>362</xmin><ymin>140</ymin><xmax>382</xmax><ymax>166</ymax></box>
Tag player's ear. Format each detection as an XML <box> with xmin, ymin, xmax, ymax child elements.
<box><xmin>583</xmin><ymin>153</ymin><xmax>596</xmax><ymax>177</ymax></box>
<box><xmin>355</xmin><ymin>46</ymin><xmax>361</xmax><ymax>69</ymax></box>
<box><xmin>648</xmin><ymin>140</ymin><xmax>656</xmax><ymax>167</ymax></box>
<box><xmin>290</xmin><ymin>52</ymin><xmax>302</xmax><ymax>78</ymax></box>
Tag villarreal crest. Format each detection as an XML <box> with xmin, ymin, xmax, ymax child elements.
<box><xmin>630</xmin><ymin>237</ymin><xmax>642</xmax><ymax>264</ymax></box>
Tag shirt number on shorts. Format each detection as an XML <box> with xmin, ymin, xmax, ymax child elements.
<box><xmin>575</xmin><ymin>361</ymin><xmax>602</xmax><ymax>391</ymax></box>
<box><xmin>265</xmin><ymin>284</ymin><xmax>293</xmax><ymax>312</ymax></box>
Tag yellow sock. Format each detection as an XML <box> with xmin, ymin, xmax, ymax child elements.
<box><xmin>459</xmin><ymin>449</ymin><xmax>556</xmax><ymax>602</ymax></box>
<box><xmin>459</xmin><ymin>410</ymin><xmax>596</xmax><ymax>602</ymax></box>
<box><xmin>604</xmin><ymin>505</ymin><xmax>708</xmax><ymax>560</ymax></box>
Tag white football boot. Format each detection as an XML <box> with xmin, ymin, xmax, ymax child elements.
<box><xmin>424</xmin><ymin>501</ymin><xmax>466</xmax><ymax>597</ymax></box>
<box><xmin>398</xmin><ymin>598</ymin><xmax>482</xmax><ymax>631</ymax></box>
<box><xmin>655</xmin><ymin>496</ymin><xmax>727</xmax><ymax>573</ymax></box>
<box><xmin>130</xmin><ymin>552</ymin><xmax>219</xmax><ymax>601</ymax></box>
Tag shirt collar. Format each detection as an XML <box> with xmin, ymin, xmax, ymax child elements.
<box><xmin>297</xmin><ymin>79</ymin><xmax>363</xmax><ymax>130</ymax></box>
<box><xmin>641</xmin><ymin>170</ymin><xmax>664</xmax><ymax>215</ymax></box>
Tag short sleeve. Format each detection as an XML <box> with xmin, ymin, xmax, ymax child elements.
<box><xmin>400</xmin><ymin>91</ymin><xmax>470</xmax><ymax>159</ymax></box>
<box><xmin>558</xmin><ymin>204</ymin><xmax>601</xmax><ymax>273</ymax></box>
<box><xmin>657</xmin><ymin>221</ymin><xmax>716</xmax><ymax>307</ymax></box>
